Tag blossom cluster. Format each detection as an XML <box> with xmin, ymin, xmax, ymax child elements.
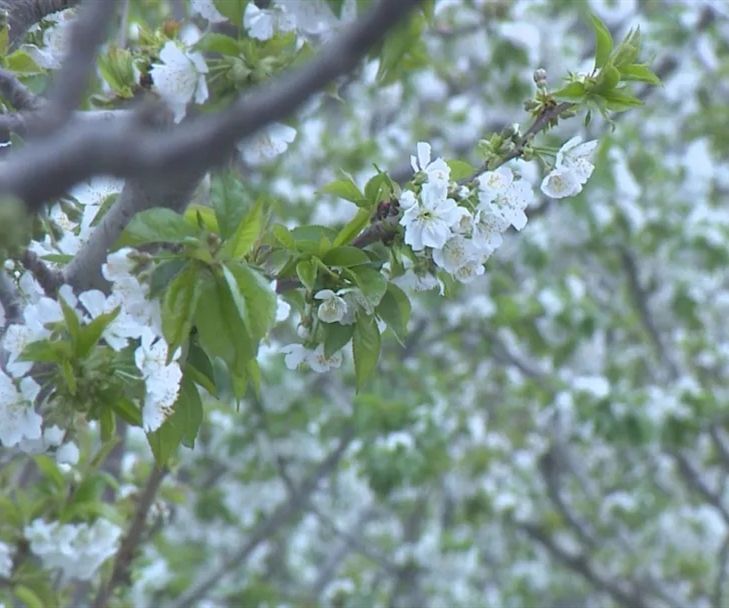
<box><xmin>24</xmin><ymin>518</ymin><xmax>122</xmax><ymax>581</ymax></box>
<box><xmin>0</xmin><ymin>248</ymin><xmax>183</xmax><ymax>454</ymax></box>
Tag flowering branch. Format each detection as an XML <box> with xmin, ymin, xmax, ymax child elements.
<box><xmin>0</xmin><ymin>0</ymin><xmax>425</xmax><ymax>210</ymax></box>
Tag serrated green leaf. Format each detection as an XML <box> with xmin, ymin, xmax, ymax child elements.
<box><xmin>117</xmin><ymin>208</ymin><xmax>198</xmax><ymax>247</ymax></box>
<box><xmin>320</xmin><ymin>174</ymin><xmax>365</xmax><ymax>205</ymax></box>
<box><xmin>111</xmin><ymin>396</ymin><xmax>143</xmax><ymax>426</ymax></box>
<box><xmin>77</xmin><ymin>306</ymin><xmax>120</xmax><ymax>358</ymax></box>
<box><xmin>620</xmin><ymin>63</ymin><xmax>660</xmax><ymax>85</ymax></box>
<box><xmin>34</xmin><ymin>455</ymin><xmax>64</xmax><ymax>490</ymax></box>
<box><xmin>332</xmin><ymin>208</ymin><xmax>372</xmax><ymax>248</ymax></box>
<box><xmin>353</xmin><ymin>315</ymin><xmax>381</xmax><ymax>392</ymax></box>
<box><xmin>323</xmin><ymin>322</ymin><xmax>354</xmax><ymax>357</ymax></box>
<box><xmin>323</xmin><ymin>246</ymin><xmax>371</xmax><ymax>267</ymax></box>
<box><xmin>376</xmin><ymin>283</ymin><xmax>411</xmax><ymax>342</ymax></box>
<box><xmin>14</xmin><ymin>585</ymin><xmax>44</xmax><ymax>608</ymax></box>
<box><xmin>296</xmin><ymin>258</ymin><xmax>318</xmax><ymax>290</ymax></box>
<box><xmin>213</xmin><ymin>0</ymin><xmax>244</xmax><ymax>25</ymax></box>
<box><xmin>224</xmin><ymin>197</ymin><xmax>264</xmax><ymax>259</ymax></box>
<box><xmin>162</xmin><ymin>263</ymin><xmax>203</xmax><ymax>359</ymax></box>
<box><xmin>226</xmin><ymin>261</ymin><xmax>277</xmax><ymax>341</ymax></box>
<box><xmin>196</xmin><ymin>32</ymin><xmax>240</xmax><ymax>55</ymax></box>
<box><xmin>178</xmin><ymin>375</ymin><xmax>203</xmax><ymax>448</ymax></box>
<box><xmin>553</xmin><ymin>81</ymin><xmax>587</xmax><ymax>100</ymax></box>
<box><xmin>4</xmin><ymin>50</ymin><xmax>41</xmax><ymax>74</ymax></box>
<box><xmin>184</xmin><ymin>204</ymin><xmax>219</xmax><ymax>233</ymax></box>
<box><xmin>590</xmin><ymin>14</ymin><xmax>613</xmax><ymax>69</ymax></box>
<box><xmin>446</xmin><ymin>160</ymin><xmax>475</xmax><ymax>181</ymax></box>
<box><xmin>602</xmin><ymin>88</ymin><xmax>643</xmax><ymax>111</ymax></box>
<box><xmin>591</xmin><ymin>64</ymin><xmax>620</xmax><ymax>94</ymax></box>
<box><xmin>211</xmin><ymin>172</ymin><xmax>248</xmax><ymax>240</ymax></box>
<box><xmin>272</xmin><ymin>223</ymin><xmax>295</xmax><ymax>248</ymax></box>
<box><xmin>364</xmin><ymin>172</ymin><xmax>392</xmax><ymax>204</ymax></box>
<box><xmin>220</xmin><ymin>264</ymin><xmax>250</xmax><ymax>331</ymax></box>
<box><xmin>350</xmin><ymin>266</ymin><xmax>387</xmax><ymax>308</ymax></box>
<box><xmin>59</xmin><ymin>296</ymin><xmax>81</xmax><ymax>355</ymax></box>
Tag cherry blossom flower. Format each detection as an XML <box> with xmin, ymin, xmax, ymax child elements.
<box><xmin>191</xmin><ymin>0</ymin><xmax>227</xmax><ymax>23</ymax></box>
<box><xmin>0</xmin><ymin>372</ymin><xmax>43</xmax><ymax>447</ymax></box>
<box><xmin>400</xmin><ymin>183</ymin><xmax>462</xmax><ymax>251</ymax></box>
<box><xmin>238</xmin><ymin>123</ymin><xmax>297</xmax><ymax>165</ymax></box>
<box><xmin>541</xmin><ymin>137</ymin><xmax>598</xmax><ymax>199</ymax></box>
<box><xmin>315</xmin><ymin>289</ymin><xmax>348</xmax><ymax>323</ymax></box>
<box><xmin>307</xmin><ymin>344</ymin><xmax>343</xmax><ymax>372</ymax></box>
<box><xmin>410</xmin><ymin>141</ymin><xmax>451</xmax><ymax>192</ymax></box>
<box><xmin>244</xmin><ymin>3</ymin><xmax>296</xmax><ymax>40</ymax></box>
<box><xmin>540</xmin><ymin>166</ymin><xmax>583</xmax><ymax>199</ymax></box>
<box><xmin>150</xmin><ymin>41</ymin><xmax>209</xmax><ymax>123</ymax></box>
<box><xmin>135</xmin><ymin>330</ymin><xmax>182</xmax><ymax>432</ymax></box>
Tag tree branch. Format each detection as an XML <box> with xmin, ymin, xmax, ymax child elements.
<box><xmin>0</xmin><ymin>68</ymin><xmax>38</xmax><ymax>110</ymax></box>
<box><xmin>170</xmin><ymin>427</ymin><xmax>355</xmax><ymax>608</ymax></box>
<box><xmin>91</xmin><ymin>465</ymin><xmax>167</xmax><ymax>608</ymax></box>
<box><xmin>0</xmin><ymin>0</ymin><xmax>424</xmax><ymax>210</ymax></box>
<box><xmin>38</xmin><ymin>0</ymin><xmax>116</xmax><ymax>133</ymax></box>
<box><xmin>0</xmin><ymin>0</ymin><xmax>78</xmax><ymax>47</ymax></box>
<box><xmin>519</xmin><ymin>522</ymin><xmax>650</xmax><ymax>608</ymax></box>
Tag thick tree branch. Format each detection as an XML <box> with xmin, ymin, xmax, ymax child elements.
<box><xmin>0</xmin><ymin>0</ymin><xmax>424</xmax><ymax>210</ymax></box>
<box><xmin>39</xmin><ymin>0</ymin><xmax>116</xmax><ymax>133</ymax></box>
<box><xmin>0</xmin><ymin>68</ymin><xmax>38</xmax><ymax>110</ymax></box>
<box><xmin>91</xmin><ymin>466</ymin><xmax>167</xmax><ymax>608</ymax></box>
<box><xmin>64</xmin><ymin>172</ymin><xmax>204</xmax><ymax>292</ymax></box>
<box><xmin>0</xmin><ymin>0</ymin><xmax>78</xmax><ymax>47</ymax></box>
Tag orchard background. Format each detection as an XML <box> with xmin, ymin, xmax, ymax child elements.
<box><xmin>0</xmin><ymin>0</ymin><xmax>725</xmax><ymax>606</ymax></box>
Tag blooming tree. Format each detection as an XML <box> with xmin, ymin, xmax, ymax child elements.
<box><xmin>0</xmin><ymin>0</ymin><xmax>725</xmax><ymax>606</ymax></box>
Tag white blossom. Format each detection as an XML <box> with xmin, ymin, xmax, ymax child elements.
<box><xmin>282</xmin><ymin>343</ymin><xmax>309</xmax><ymax>369</ymax></box>
<box><xmin>244</xmin><ymin>3</ymin><xmax>296</xmax><ymax>40</ymax></box>
<box><xmin>56</xmin><ymin>441</ymin><xmax>80</xmax><ymax>466</ymax></box>
<box><xmin>0</xmin><ymin>372</ymin><xmax>43</xmax><ymax>447</ymax></box>
<box><xmin>307</xmin><ymin>344</ymin><xmax>343</xmax><ymax>373</ymax></box>
<box><xmin>315</xmin><ymin>289</ymin><xmax>348</xmax><ymax>323</ymax></box>
<box><xmin>23</xmin><ymin>9</ymin><xmax>74</xmax><ymax>70</ymax></box>
<box><xmin>541</xmin><ymin>137</ymin><xmax>598</xmax><ymax>199</ymax></box>
<box><xmin>135</xmin><ymin>330</ymin><xmax>182</xmax><ymax>432</ymax></box>
<box><xmin>410</xmin><ymin>141</ymin><xmax>451</xmax><ymax>192</ymax></box>
<box><xmin>150</xmin><ymin>41</ymin><xmax>209</xmax><ymax>123</ymax></box>
<box><xmin>400</xmin><ymin>183</ymin><xmax>462</xmax><ymax>251</ymax></box>
<box><xmin>238</xmin><ymin>123</ymin><xmax>297</xmax><ymax>165</ymax></box>
<box><xmin>540</xmin><ymin>166</ymin><xmax>582</xmax><ymax>199</ymax></box>
<box><xmin>191</xmin><ymin>0</ymin><xmax>227</xmax><ymax>23</ymax></box>
<box><xmin>25</xmin><ymin>518</ymin><xmax>122</xmax><ymax>581</ymax></box>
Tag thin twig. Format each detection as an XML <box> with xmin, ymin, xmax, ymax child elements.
<box><xmin>20</xmin><ymin>249</ymin><xmax>63</xmax><ymax>296</ymax></box>
<box><xmin>0</xmin><ymin>68</ymin><xmax>38</xmax><ymax>110</ymax></box>
<box><xmin>91</xmin><ymin>466</ymin><xmax>167</xmax><ymax>608</ymax></box>
<box><xmin>170</xmin><ymin>428</ymin><xmax>355</xmax><ymax>608</ymax></box>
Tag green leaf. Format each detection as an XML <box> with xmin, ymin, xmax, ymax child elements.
<box><xmin>353</xmin><ymin>315</ymin><xmax>381</xmax><ymax>392</ymax></box>
<box><xmin>184</xmin><ymin>204</ymin><xmax>219</xmax><ymax>233</ymax></box>
<box><xmin>77</xmin><ymin>307</ymin><xmax>120</xmax><ymax>358</ymax></box>
<box><xmin>110</xmin><ymin>396</ymin><xmax>143</xmax><ymax>426</ymax></box>
<box><xmin>20</xmin><ymin>339</ymin><xmax>70</xmax><ymax>364</ymax></box>
<box><xmin>350</xmin><ymin>266</ymin><xmax>387</xmax><ymax>308</ymax></box>
<box><xmin>14</xmin><ymin>585</ymin><xmax>44</xmax><ymax>608</ymax></box>
<box><xmin>272</xmin><ymin>223</ymin><xmax>295</xmax><ymax>248</ymax></box>
<box><xmin>186</xmin><ymin>341</ymin><xmax>217</xmax><ymax>396</ymax></box>
<box><xmin>333</xmin><ymin>208</ymin><xmax>372</xmax><ymax>248</ymax></box>
<box><xmin>291</xmin><ymin>225</ymin><xmax>336</xmax><ymax>255</ymax></box>
<box><xmin>619</xmin><ymin>63</ymin><xmax>661</xmax><ymax>85</ymax></box>
<box><xmin>226</xmin><ymin>262</ymin><xmax>277</xmax><ymax>341</ymax></box>
<box><xmin>117</xmin><ymin>208</ymin><xmax>198</xmax><ymax>247</ymax></box>
<box><xmin>590</xmin><ymin>14</ymin><xmax>613</xmax><ymax>69</ymax></box>
<box><xmin>224</xmin><ymin>197</ymin><xmax>264</xmax><ymax>259</ymax></box>
<box><xmin>377</xmin><ymin>14</ymin><xmax>424</xmax><ymax>83</ymax></box>
<box><xmin>100</xmin><ymin>407</ymin><xmax>115</xmax><ymax>441</ymax></box>
<box><xmin>97</xmin><ymin>46</ymin><xmax>135</xmax><ymax>98</ymax></box>
<box><xmin>178</xmin><ymin>375</ymin><xmax>203</xmax><ymax>448</ymax></box>
<box><xmin>376</xmin><ymin>283</ymin><xmax>411</xmax><ymax>342</ymax></box>
<box><xmin>591</xmin><ymin>64</ymin><xmax>620</xmax><ymax>94</ymax></box>
<box><xmin>296</xmin><ymin>258</ymin><xmax>318</xmax><ymax>291</ymax></box>
<box><xmin>446</xmin><ymin>160</ymin><xmax>475</xmax><ymax>182</ymax></box>
<box><xmin>196</xmin><ymin>32</ymin><xmax>240</xmax><ymax>55</ymax></box>
<box><xmin>220</xmin><ymin>264</ymin><xmax>252</xmax><ymax>345</ymax></box>
<box><xmin>213</xmin><ymin>0</ymin><xmax>245</xmax><ymax>25</ymax></box>
<box><xmin>323</xmin><ymin>322</ymin><xmax>354</xmax><ymax>357</ymax></box>
<box><xmin>147</xmin><ymin>417</ymin><xmax>182</xmax><ymax>466</ymax></box>
<box><xmin>34</xmin><ymin>455</ymin><xmax>64</xmax><ymax>490</ymax></box>
<box><xmin>364</xmin><ymin>172</ymin><xmax>392</xmax><ymax>205</ymax></box>
<box><xmin>162</xmin><ymin>263</ymin><xmax>203</xmax><ymax>359</ymax></box>
<box><xmin>4</xmin><ymin>50</ymin><xmax>41</xmax><ymax>74</ymax></box>
<box><xmin>149</xmin><ymin>259</ymin><xmax>187</xmax><ymax>298</ymax></box>
<box><xmin>59</xmin><ymin>296</ymin><xmax>81</xmax><ymax>355</ymax></box>
<box><xmin>211</xmin><ymin>172</ymin><xmax>248</xmax><ymax>240</ymax></box>
<box><xmin>602</xmin><ymin>88</ymin><xmax>643</xmax><ymax>112</ymax></box>
<box><xmin>323</xmin><ymin>246</ymin><xmax>371</xmax><ymax>268</ymax></box>
<box><xmin>553</xmin><ymin>80</ymin><xmax>586</xmax><ymax>100</ymax></box>
<box><xmin>320</xmin><ymin>174</ymin><xmax>365</xmax><ymax>205</ymax></box>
